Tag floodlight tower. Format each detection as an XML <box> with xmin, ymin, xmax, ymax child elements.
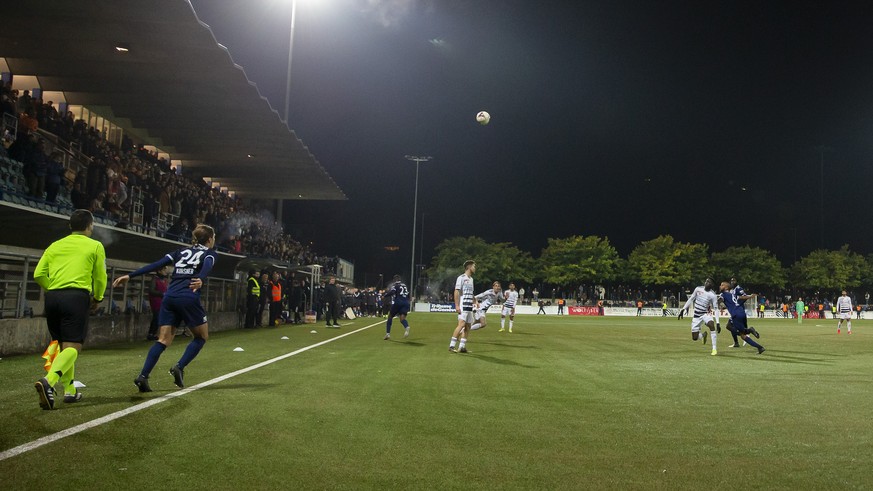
<box><xmin>404</xmin><ymin>155</ymin><xmax>432</xmax><ymax>304</ymax></box>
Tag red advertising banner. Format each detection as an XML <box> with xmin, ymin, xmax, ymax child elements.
<box><xmin>568</xmin><ymin>306</ymin><xmax>602</xmax><ymax>316</ymax></box>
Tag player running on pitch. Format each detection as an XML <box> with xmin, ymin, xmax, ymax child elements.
<box><xmin>470</xmin><ymin>281</ymin><xmax>502</xmax><ymax>331</ymax></box>
<box><xmin>114</xmin><ymin>224</ymin><xmax>217</xmax><ymax>392</ymax></box>
<box><xmin>500</xmin><ymin>282</ymin><xmax>519</xmax><ymax>332</ymax></box>
<box><xmin>382</xmin><ymin>275</ymin><xmax>411</xmax><ymax>340</ymax></box>
<box><xmin>726</xmin><ymin>277</ymin><xmax>750</xmax><ymax>348</ymax></box>
<box><xmin>449</xmin><ymin>260</ymin><xmax>476</xmax><ymax>353</ymax></box>
<box><xmin>836</xmin><ymin>290</ymin><xmax>853</xmax><ymax>334</ymax></box>
<box><xmin>718</xmin><ymin>281</ymin><xmax>764</xmax><ymax>354</ymax></box>
<box><xmin>678</xmin><ymin>278</ymin><xmax>720</xmax><ymax>355</ymax></box>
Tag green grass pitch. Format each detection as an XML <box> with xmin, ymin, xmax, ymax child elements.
<box><xmin>1</xmin><ymin>314</ymin><xmax>871</xmax><ymax>490</ymax></box>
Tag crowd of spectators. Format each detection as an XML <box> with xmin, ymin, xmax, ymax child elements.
<box><xmin>2</xmin><ymin>80</ymin><xmax>245</xmax><ymax>238</ymax></box>
<box><xmin>1</xmin><ymin>81</ymin><xmax>344</xmax><ymax>274</ymax></box>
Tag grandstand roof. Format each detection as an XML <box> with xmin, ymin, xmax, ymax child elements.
<box><xmin>1</xmin><ymin>0</ymin><xmax>346</xmax><ymax>200</ymax></box>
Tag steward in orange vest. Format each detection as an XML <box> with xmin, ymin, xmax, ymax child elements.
<box><xmin>269</xmin><ymin>272</ymin><xmax>283</xmax><ymax>326</ymax></box>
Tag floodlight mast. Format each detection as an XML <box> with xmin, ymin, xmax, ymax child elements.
<box><xmin>404</xmin><ymin>155</ymin><xmax>433</xmax><ymax>305</ymax></box>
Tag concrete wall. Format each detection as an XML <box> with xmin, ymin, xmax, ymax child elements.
<box><xmin>0</xmin><ymin>311</ymin><xmax>242</xmax><ymax>357</ymax></box>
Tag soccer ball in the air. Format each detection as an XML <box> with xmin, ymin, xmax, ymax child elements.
<box><xmin>476</xmin><ymin>111</ymin><xmax>490</xmax><ymax>125</ymax></box>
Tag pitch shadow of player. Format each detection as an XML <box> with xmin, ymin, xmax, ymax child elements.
<box><xmin>473</xmin><ymin>341</ymin><xmax>540</xmax><ymax>350</ymax></box>
<box><xmin>201</xmin><ymin>382</ymin><xmax>282</xmax><ymax>391</ymax></box>
<box><xmin>129</xmin><ymin>382</ymin><xmax>282</xmax><ymax>398</ymax></box>
<box><xmin>771</xmin><ymin>349</ymin><xmax>847</xmax><ymax>358</ymax></box>
<box><xmin>58</xmin><ymin>394</ymin><xmax>153</xmax><ymax>406</ymax></box>
<box><xmin>463</xmin><ymin>352</ymin><xmax>538</xmax><ymax>369</ymax></box>
<box><xmin>390</xmin><ymin>340</ymin><xmax>426</xmax><ymax>347</ymax></box>
<box><xmin>743</xmin><ymin>352</ymin><xmax>831</xmax><ymax>365</ymax></box>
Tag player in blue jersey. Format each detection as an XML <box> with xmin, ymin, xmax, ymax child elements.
<box><xmin>112</xmin><ymin>224</ymin><xmax>217</xmax><ymax>391</ymax></box>
<box><xmin>718</xmin><ymin>281</ymin><xmax>764</xmax><ymax>354</ymax></box>
<box><xmin>382</xmin><ymin>274</ymin><xmax>411</xmax><ymax>340</ymax></box>
<box><xmin>725</xmin><ymin>277</ymin><xmax>745</xmax><ymax>347</ymax></box>
<box><xmin>725</xmin><ymin>277</ymin><xmax>757</xmax><ymax>348</ymax></box>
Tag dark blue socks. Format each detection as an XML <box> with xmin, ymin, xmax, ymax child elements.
<box><xmin>142</xmin><ymin>342</ymin><xmax>167</xmax><ymax>377</ymax></box>
<box><xmin>744</xmin><ymin>337</ymin><xmax>762</xmax><ymax>349</ymax></box>
<box><xmin>177</xmin><ymin>337</ymin><xmax>206</xmax><ymax>369</ymax></box>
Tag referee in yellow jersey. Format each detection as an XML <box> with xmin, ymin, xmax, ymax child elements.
<box><xmin>33</xmin><ymin>210</ymin><xmax>107</xmax><ymax>409</ymax></box>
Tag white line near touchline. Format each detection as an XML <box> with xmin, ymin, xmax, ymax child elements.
<box><xmin>0</xmin><ymin>320</ymin><xmax>383</xmax><ymax>463</ymax></box>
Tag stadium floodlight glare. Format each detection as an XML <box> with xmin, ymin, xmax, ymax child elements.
<box><xmin>283</xmin><ymin>0</ymin><xmax>298</xmax><ymax>125</ymax></box>
<box><xmin>281</xmin><ymin>0</ymin><xmax>333</xmax><ymax>124</ymax></box>
<box><xmin>404</xmin><ymin>155</ymin><xmax>433</xmax><ymax>303</ymax></box>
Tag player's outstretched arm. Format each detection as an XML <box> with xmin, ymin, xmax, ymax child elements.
<box><xmin>112</xmin><ymin>275</ymin><xmax>130</xmax><ymax>288</ymax></box>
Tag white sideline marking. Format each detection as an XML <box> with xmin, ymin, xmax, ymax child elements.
<box><xmin>0</xmin><ymin>320</ymin><xmax>383</xmax><ymax>462</ymax></box>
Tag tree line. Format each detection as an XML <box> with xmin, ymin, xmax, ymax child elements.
<box><xmin>424</xmin><ymin>235</ymin><xmax>872</xmax><ymax>295</ymax></box>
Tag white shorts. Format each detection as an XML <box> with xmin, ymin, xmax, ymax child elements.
<box><xmin>474</xmin><ymin>309</ymin><xmax>487</xmax><ymax>321</ymax></box>
<box><xmin>840</xmin><ymin>312</ymin><xmax>852</xmax><ymax>320</ymax></box>
<box><xmin>501</xmin><ymin>306</ymin><xmax>516</xmax><ymax>317</ymax></box>
<box><xmin>691</xmin><ymin>314</ymin><xmax>713</xmax><ymax>333</ymax></box>
<box><xmin>458</xmin><ymin>311</ymin><xmax>474</xmax><ymax>324</ymax></box>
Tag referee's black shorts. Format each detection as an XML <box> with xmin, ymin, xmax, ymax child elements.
<box><xmin>45</xmin><ymin>289</ymin><xmax>91</xmax><ymax>343</ymax></box>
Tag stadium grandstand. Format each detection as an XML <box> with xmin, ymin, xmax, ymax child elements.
<box><xmin>0</xmin><ymin>0</ymin><xmax>351</xmax><ymax>356</ymax></box>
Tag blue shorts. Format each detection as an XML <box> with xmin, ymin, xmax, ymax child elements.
<box><xmin>729</xmin><ymin>313</ymin><xmax>749</xmax><ymax>334</ymax></box>
<box><xmin>389</xmin><ymin>301</ymin><xmax>410</xmax><ymax>316</ymax></box>
<box><xmin>158</xmin><ymin>295</ymin><xmax>208</xmax><ymax>328</ymax></box>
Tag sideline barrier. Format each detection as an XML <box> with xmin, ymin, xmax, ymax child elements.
<box><xmin>417</xmin><ymin>302</ymin><xmax>559</xmax><ymax>315</ymax></box>
<box><xmin>414</xmin><ymin>303</ymin><xmax>812</xmax><ymax>319</ymax></box>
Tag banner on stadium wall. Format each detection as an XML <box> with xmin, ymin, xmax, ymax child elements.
<box><xmin>426</xmin><ymin>303</ymin><xmax>504</xmax><ymax>313</ymax></box>
<box><xmin>605</xmin><ymin>307</ymin><xmax>667</xmax><ymax>317</ymax></box>
<box><xmin>568</xmin><ymin>306</ymin><xmax>602</xmax><ymax>316</ymax></box>
<box><xmin>429</xmin><ymin>303</ymin><xmax>456</xmax><ymax>313</ymax></box>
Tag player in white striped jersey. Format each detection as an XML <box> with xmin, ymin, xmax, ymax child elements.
<box><xmin>449</xmin><ymin>260</ymin><xmax>476</xmax><ymax>353</ymax></box>
<box><xmin>836</xmin><ymin>290</ymin><xmax>853</xmax><ymax>334</ymax></box>
<box><xmin>471</xmin><ymin>281</ymin><xmax>502</xmax><ymax>331</ymax></box>
<box><xmin>679</xmin><ymin>278</ymin><xmax>721</xmax><ymax>355</ymax></box>
<box><xmin>500</xmin><ymin>282</ymin><xmax>519</xmax><ymax>332</ymax></box>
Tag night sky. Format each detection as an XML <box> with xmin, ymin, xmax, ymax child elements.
<box><xmin>190</xmin><ymin>0</ymin><xmax>873</xmax><ymax>283</ymax></box>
